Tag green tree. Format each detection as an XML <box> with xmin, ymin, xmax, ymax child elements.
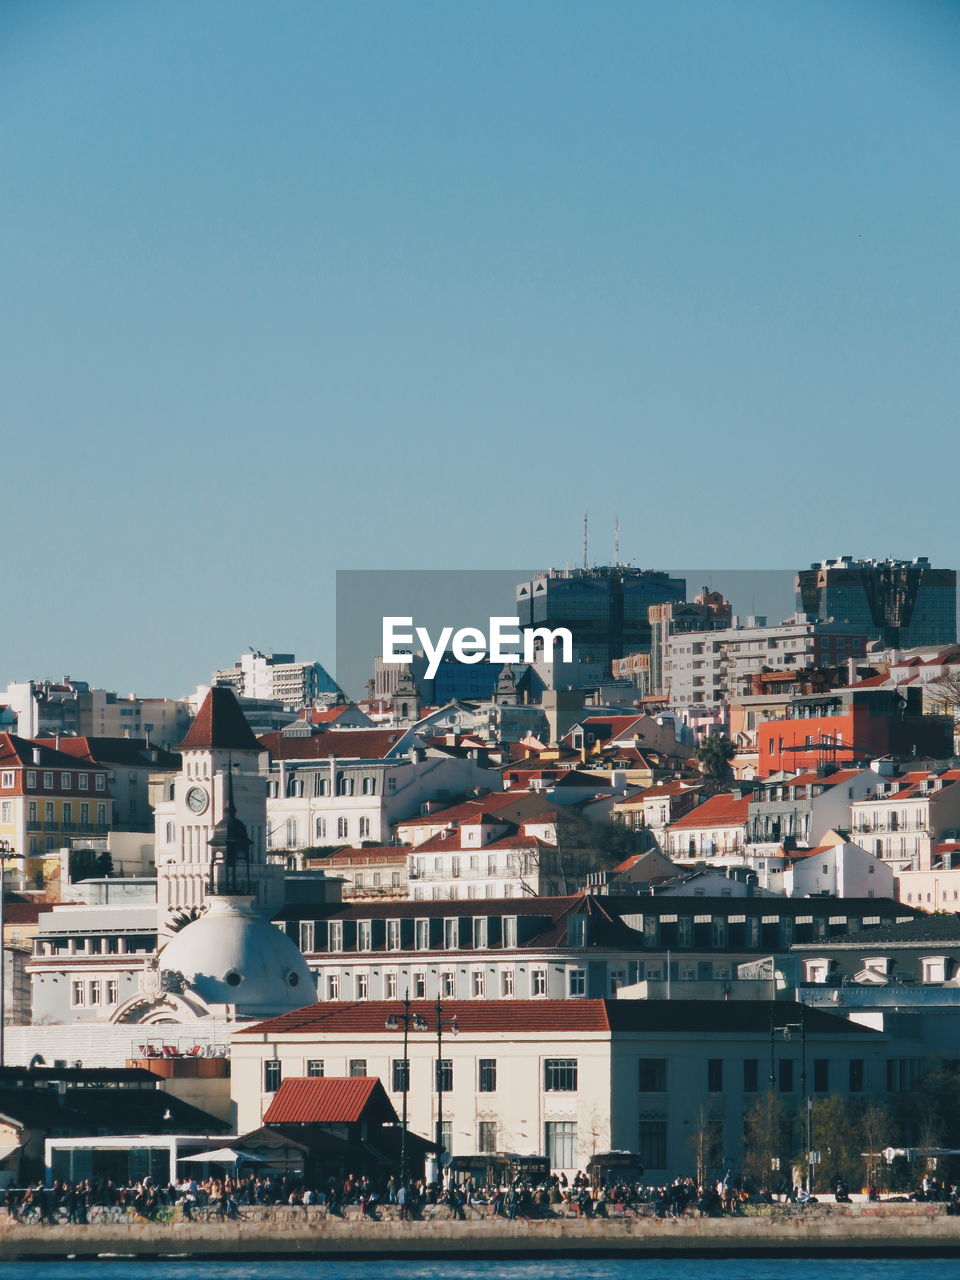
<box><xmin>553</xmin><ymin>809</ymin><xmax>647</xmax><ymax>892</ymax></box>
<box><xmin>809</xmin><ymin>1094</ymin><xmax>862</xmax><ymax>1191</ymax></box>
<box><xmin>694</xmin><ymin>735</ymin><xmax>737</xmax><ymax>783</ymax></box>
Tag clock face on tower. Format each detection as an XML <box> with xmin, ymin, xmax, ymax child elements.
<box><xmin>185</xmin><ymin>786</ymin><xmax>208</xmax><ymax>815</ymax></box>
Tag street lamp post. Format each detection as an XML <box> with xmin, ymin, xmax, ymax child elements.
<box><xmin>432</xmin><ymin>996</ymin><xmax>458</xmax><ymax>1182</ymax></box>
<box><xmin>0</xmin><ymin>840</ymin><xmax>16</xmax><ymax>1068</ymax></box>
<box><xmin>385</xmin><ymin>994</ymin><xmax>427</xmax><ymax>1186</ymax></box>
<box><xmin>771</xmin><ymin>1012</ymin><xmax>809</xmax><ymax>1192</ymax></box>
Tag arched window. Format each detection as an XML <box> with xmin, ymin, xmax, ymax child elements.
<box><xmin>359</xmin><ymin>817</ymin><xmax>370</xmax><ymax>838</ymax></box>
<box><xmin>319</xmin><ymin>778</ymin><xmax>331</xmax><ymax>796</ymax></box>
<box><xmin>336</xmin><ymin>774</ymin><xmax>354</xmax><ymax>797</ymax></box>
<box><xmin>286</xmin><ymin>818</ymin><xmax>298</xmax><ymax>846</ymax></box>
<box><xmin>337</xmin><ymin>817</ymin><xmax>348</xmax><ymax>839</ymax></box>
<box><xmin>165</xmin><ymin>822</ymin><xmax>175</xmax><ymax>843</ymax></box>
<box><xmin>362</xmin><ymin>776</ymin><xmax>376</xmax><ymax>795</ymax></box>
<box><xmin>316</xmin><ymin>817</ymin><xmax>326</xmax><ymax>840</ymax></box>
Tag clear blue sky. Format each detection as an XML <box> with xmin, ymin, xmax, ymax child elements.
<box><xmin>2</xmin><ymin>0</ymin><xmax>958</xmax><ymax>696</ymax></box>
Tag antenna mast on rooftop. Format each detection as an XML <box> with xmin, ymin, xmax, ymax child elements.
<box><xmin>614</xmin><ymin>517</ymin><xmax>621</xmax><ymax>565</ymax></box>
<box><xmin>583</xmin><ymin>511</ymin><xmax>589</xmax><ymax>569</ymax></box>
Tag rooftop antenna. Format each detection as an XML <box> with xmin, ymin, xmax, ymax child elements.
<box><xmin>583</xmin><ymin>511</ymin><xmax>589</xmax><ymax>570</ymax></box>
<box><xmin>614</xmin><ymin>517</ymin><xmax>621</xmax><ymax>565</ymax></box>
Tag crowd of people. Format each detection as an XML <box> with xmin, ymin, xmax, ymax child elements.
<box><xmin>4</xmin><ymin>1167</ymin><xmax>960</xmax><ymax>1224</ymax></box>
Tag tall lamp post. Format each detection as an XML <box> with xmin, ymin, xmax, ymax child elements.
<box><xmin>385</xmin><ymin>993</ymin><xmax>427</xmax><ymax>1186</ymax></box>
<box><xmin>432</xmin><ymin>996</ymin><xmax>458</xmax><ymax>1181</ymax></box>
<box><xmin>771</xmin><ymin>1011</ymin><xmax>809</xmax><ymax>1192</ymax></box>
<box><xmin>0</xmin><ymin>840</ymin><xmax>16</xmax><ymax>1068</ymax></box>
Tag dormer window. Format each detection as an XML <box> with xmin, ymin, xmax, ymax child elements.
<box><xmin>921</xmin><ymin>956</ymin><xmax>949</xmax><ymax>984</ymax></box>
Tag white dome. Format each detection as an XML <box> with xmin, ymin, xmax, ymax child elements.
<box><xmin>158</xmin><ymin>895</ymin><xmax>314</xmax><ymax>1016</ymax></box>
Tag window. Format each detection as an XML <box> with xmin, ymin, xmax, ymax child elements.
<box><xmin>435</xmin><ymin>1059</ymin><xmax>453</xmax><ymax>1091</ymax></box>
<box><xmin>71</xmin><ymin>981</ymin><xmax>85</xmax><ymax>1007</ymax></box>
<box><xmin>472</xmin><ymin>918</ymin><xmax>488</xmax><ymax>949</ymax></box>
<box><xmin>315</xmin><ymin>817</ymin><xmax>326</xmax><ymax>841</ymax></box>
<box><xmin>743</xmin><ymin>1059</ymin><xmax>759</xmax><ymax>1093</ymax></box>
<box><xmin>95</xmin><ymin>774</ymin><xmax>105</xmax><ymax>791</ymax></box>
<box><xmin>61</xmin><ymin>772</ymin><xmax>71</xmax><ymax>789</ymax></box>
<box><xmin>107</xmin><ymin>979</ymin><xmax>118</xmax><ymax>1005</ymax></box>
<box><xmin>43</xmin><ymin>772</ymin><xmax>53</xmax><ymax>789</ymax></box>
<box><xmin>349</xmin><ymin>1058</ymin><xmax>367</xmax><ymax>1077</ymax></box>
<box><xmin>532</xmin><ymin>969</ymin><xmax>546</xmax><ymax>996</ymax></box>
<box><xmin>392</xmin><ymin>1059</ymin><xmax>410</xmax><ymax>1092</ymax></box>
<box><xmin>413</xmin><ymin>971</ymin><xmax>426</xmax><ymax>998</ymax></box>
<box><xmin>478</xmin><ymin>1058</ymin><xmax>497</xmax><ymax>1092</ymax></box>
<box><xmin>637</xmin><ymin>1120</ymin><xmax>667</xmax><ymax>1170</ymax></box>
<box><xmin>813</xmin><ymin>1059</ymin><xmax>829</xmax><ymax>1093</ymax></box>
<box><xmin>567</xmin><ymin>916</ymin><xmax>588</xmax><ymax>946</ymax></box>
<box><xmin>0</xmin><ymin>801</ymin><xmax>11</xmax><ymax>824</ymax></box>
<box><xmin>307</xmin><ymin>1060</ymin><xmax>324</xmax><ymax>1077</ymax></box>
<box><xmin>358</xmin><ymin>921</ymin><xmax>372</xmax><ymax>951</ymax></box>
<box><xmin>443</xmin><ymin>918</ymin><xmax>459</xmax><ymax>949</ymax></box>
<box><xmin>568</xmin><ymin>969</ymin><xmax>586</xmax><ymax>997</ymax></box>
<box><xmin>478</xmin><ymin>1120</ymin><xmax>497</xmax><ymax>1153</ymax></box>
<box><xmin>471</xmin><ymin>970</ymin><xmax>485</xmax><ymax>997</ymax></box>
<box><xmin>359</xmin><ymin>817</ymin><xmax>371</xmax><ymax>839</ymax></box>
<box><xmin>264</xmin><ymin>1060</ymin><xmax>282</xmax><ymax>1092</ymax></box>
<box><xmin>97</xmin><ymin>803</ymin><xmax>106</xmax><ymax>825</ymax></box>
<box><xmin>80</xmin><ymin>803</ymin><xmax>88</xmax><ymax>825</ymax></box>
<box><xmin>337</xmin><ymin>774</ymin><xmax>354</xmax><ymax>796</ymax></box>
<box><xmin>638</xmin><ymin>1058</ymin><xmax>667</xmax><ymax>1092</ymax></box>
<box><xmin>609</xmin><ymin>967</ymin><xmax>626</xmax><ymax>994</ymax></box>
<box><xmin>415</xmin><ymin>918</ymin><xmax>430</xmax><ymax>950</ymax></box>
<box><xmin>501</xmin><ymin>969</ymin><xmax>514</xmax><ymax>997</ymax></box>
<box><xmin>386</xmin><ymin>920</ymin><xmax>401</xmax><ymax>951</ymax></box>
<box><xmin>45</xmin><ymin>801</ymin><xmax>54</xmax><ymax>822</ymax></box>
<box><xmin>439</xmin><ymin>1119</ymin><xmax>452</xmax><ymax>1154</ymax></box>
<box><xmin>849</xmin><ymin>1059</ymin><xmax>864</xmax><ymax>1093</ymax></box>
<box><xmin>502</xmin><ymin>916</ymin><xmax>518</xmax><ymax>948</ymax></box>
<box><xmin>545</xmin><ymin>1121</ymin><xmax>577</xmax><ymax>1170</ymax></box>
<box><xmin>385</xmin><ymin>971</ymin><xmax>398</xmax><ymax>998</ymax></box>
<box><xmin>544</xmin><ymin>1058</ymin><xmax>578</xmax><ymax>1092</ymax></box>
<box><xmin>441</xmin><ymin>971</ymin><xmax>455</xmax><ymax>997</ymax></box>
<box><xmin>89</xmin><ymin>981</ymin><xmax>102</xmax><ymax>1006</ymax></box>
<box><xmin>337</xmin><ymin>817</ymin><xmax>348</xmax><ymax>839</ymax></box>
<box><xmin>356</xmin><ymin>973</ymin><xmax>369</xmax><ymax>999</ymax></box>
<box><xmin>778</xmin><ymin>1059</ymin><xmax>795</xmax><ymax>1092</ymax></box>
<box><xmin>25</xmin><ymin>771</ymin><xmax>36</xmax><ymax>789</ymax></box>
<box><xmin>362</xmin><ymin>776</ymin><xmax>376</xmax><ymax>795</ymax></box>
<box><xmin>299</xmin><ymin>921</ymin><xmax>315</xmax><ymax>952</ymax></box>
<box><xmin>329</xmin><ymin>922</ymin><xmax>344</xmax><ymax>951</ymax></box>
<box><xmin>326</xmin><ymin>974</ymin><xmax>340</xmax><ymax>999</ymax></box>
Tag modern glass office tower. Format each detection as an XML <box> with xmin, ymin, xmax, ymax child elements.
<box><xmin>796</xmin><ymin>557</ymin><xmax>957</xmax><ymax>649</ymax></box>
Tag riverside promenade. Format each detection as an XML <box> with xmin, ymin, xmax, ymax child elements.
<box><xmin>2</xmin><ymin>1203</ymin><xmax>960</xmax><ymax>1261</ymax></box>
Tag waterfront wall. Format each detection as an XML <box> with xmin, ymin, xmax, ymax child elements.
<box><xmin>1</xmin><ymin>1204</ymin><xmax>959</xmax><ymax>1260</ymax></box>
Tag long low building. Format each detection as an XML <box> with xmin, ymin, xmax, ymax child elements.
<box><xmin>231</xmin><ymin>997</ymin><xmax>917</xmax><ymax>1181</ymax></box>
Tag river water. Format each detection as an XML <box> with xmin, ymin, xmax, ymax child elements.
<box><xmin>2</xmin><ymin>1262</ymin><xmax>959</xmax><ymax>1280</ymax></box>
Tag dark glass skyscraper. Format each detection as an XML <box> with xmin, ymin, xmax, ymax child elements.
<box><xmin>796</xmin><ymin>557</ymin><xmax>957</xmax><ymax>649</ymax></box>
<box><xmin>515</xmin><ymin>566</ymin><xmax>686</xmax><ymax>667</ymax></box>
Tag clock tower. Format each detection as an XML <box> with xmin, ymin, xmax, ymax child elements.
<box><xmin>154</xmin><ymin>686</ymin><xmax>283</xmax><ymax>934</ymax></box>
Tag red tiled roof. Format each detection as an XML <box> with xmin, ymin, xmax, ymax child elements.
<box><xmin>0</xmin><ymin>733</ymin><xmax>110</xmax><ymax>772</ymax></box>
<box><xmin>398</xmin><ymin>792</ymin><xmax>544</xmax><ymax>829</ymax></box>
<box><xmin>239</xmin><ymin>999</ymin><xmax>615</xmax><ymax>1039</ymax></box>
<box><xmin>413</xmin><ymin>828</ymin><xmax>548</xmax><ymax>854</ymax></box>
<box><xmin>262</xmin><ymin>1076</ymin><xmax>397</xmax><ymax>1125</ymax></box>
<box><xmin>177</xmin><ymin>688</ymin><xmax>261</xmax><ymax>753</ymax></box>
<box><xmin>669</xmin><ymin>793</ymin><xmax>751</xmax><ymax>830</ymax></box>
<box><xmin>43</xmin><ymin>737</ymin><xmax>180</xmax><ymax>769</ymax></box>
<box><xmin>2</xmin><ymin>902</ymin><xmax>54</xmax><ymax>925</ymax></box>
<box><xmin>320</xmin><ymin>846</ymin><xmax>408</xmax><ymax>865</ymax></box>
<box><xmin>259</xmin><ymin>729</ymin><xmax>409</xmax><ymax>761</ymax></box>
